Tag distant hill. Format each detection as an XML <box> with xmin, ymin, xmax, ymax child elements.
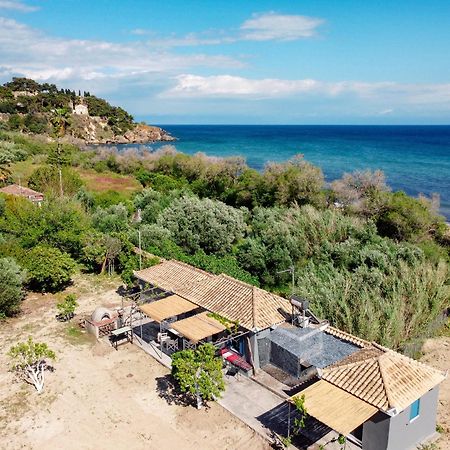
<box><xmin>0</xmin><ymin>77</ymin><xmax>174</xmax><ymax>144</ymax></box>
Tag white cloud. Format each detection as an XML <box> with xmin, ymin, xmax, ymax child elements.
<box><xmin>131</xmin><ymin>12</ymin><xmax>324</xmax><ymax>48</ymax></box>
<box><xmin>0</xmin><ymin>17</ymin><xmax>244</xmax><ymax>86</ymax></box>
<box><xmin>0</xmin><ymin>0</ymin><xmax>38</xmax><ymax>12</ymax></box>
<box><xmin>163</xmin><ymin>74</ymin><xmax>450</xmax><ymax>107</ymax></box>
<box><xmin>240</xmin><ymin>12</ymin><xmax>324</xmax><ymax>41</ymax></box>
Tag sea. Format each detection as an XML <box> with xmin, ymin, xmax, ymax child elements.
<box><xmin>111</xmin><ymin>125</ymin><xmax>450</xmax><ymax>220</ymax></box>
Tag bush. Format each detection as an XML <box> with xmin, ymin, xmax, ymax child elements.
<box><xmin>92</xmin><ymin>203</ymin><xmax>129</xmax><ymax>233</ymax></box>
<box><xmin>56</xmin><ymin>294</ymin><xmax>78</xmax><ymax>321</ymax></box>
<box><xmin>28</xmin><ymin>165</ymin><xmax>83</xmax><ymax>196</ymax></box>
<box><xmin>376</xmin><ymin>191</ymin><xmax>444</xmax><ymax>242</ymax></box>
<box><xmin>158</xmin><ymin>196</ymin><xmax>246</xmax><ymax>255</ymax></box>
<box><xmin>0</xmin><ymin>257</ymin><xmax>26</xmax><ymax>316</ymax></box>
<box><xmin>0</xmin><ymin>195</ymin><xmax>89</xmax><ymax>258</ymax></box>
<box><xmin>24</xmin><ymin>246</ymin><xmax>75</xmax><ymax>292</ymax></box>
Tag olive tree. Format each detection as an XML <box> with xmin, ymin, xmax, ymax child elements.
<box><xmin>8</xmin><ymin>337</ymin><xmax>56</xmax><ymax>393</ymax></box>
<box><xmin>158</xmin><ymin>196</ymin><xmax>246</xmax><ymax>255</ymax></box>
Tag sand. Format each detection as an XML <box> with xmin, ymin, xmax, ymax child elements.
<box><xmin>0</xmin><ymin>275</ymin><xmax>269</xmax><ymax>450</ymax></box>
<box><xmin>421</xmin><ymin>335</ymin><xmax>450</xmax><ymax>450</ymax></box>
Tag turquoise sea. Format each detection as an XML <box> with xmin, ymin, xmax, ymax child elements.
<box><xmin>114</xmin><ymin>125</ymin><xmax>450</xmax><ymax>220</ymax></box>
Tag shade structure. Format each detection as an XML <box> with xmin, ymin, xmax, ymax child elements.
<box><xmin>171</xmin><ymin>312</ymin><xmax>227</xmax><ymax>343</ymax></box>
<box><xmin>289</xmin><ymin>380</ymin><xmax>377</xmax><ymax>436</ymax></box>
<box><xmin>139</xmin><ymin>295</ymin><xmax>198</xmax><ymax>322</ymax></box>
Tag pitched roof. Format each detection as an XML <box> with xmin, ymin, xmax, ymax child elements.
<box><xmin>135</xmin><ymin>260</ymin><xmax>290</xmax><ymax>331</ymax></box>
<box><xmin>0</xmin><ymin>184</ymin><xmax>43</xmax><ymax>199</ymax></box>
<box><xmin>134</xmin><ymin>260</ymin><xmax>212</xmax><ymax>292</ymax></box>
<box><xmin>175</xmin><ymin>273</ymin><xmax>290</xmax><ymax>331</ymax></box>
<box><xmin>290</xmin><ymin>380</ymin><xmax>378</xmax><ymax>436</ymax></box>
<box><xmin>321</xmin><ymin>344</ymin><xmax>447</xmax><ymax>412</ymax></box>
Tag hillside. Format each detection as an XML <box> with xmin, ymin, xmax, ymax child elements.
<box><xmin>0</xmin><ymin>77</ymin><xmax>174</xmax><ymax>144</ymax></box>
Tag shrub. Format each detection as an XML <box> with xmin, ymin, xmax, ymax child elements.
<box><xmin>28</xmin><ymin>165</ymin><xmax>83</xmax><ymax>196</ymax></box>
<box><xmin>92</xmin><ymin>203</ymin><xmax>129</xmax><ymax>233</ymax></box>
<box><xmin>56</xmin><ymin>294</ymin><xmax>78</xmax><ymax>321</ymax></box>
<box><xmin>158</xmin><ymin>196</ymin><xmax>246</xmax><ymax>255</ymax></box>
<box><xmin>24</xmin><ymin>246</ymin><xmax>75</xmax><ymax>292</ymax></box>
<box><xmin>0</xmin><ymin>257</ymin><xmax>26</xmax><ymax>317</ymax></box>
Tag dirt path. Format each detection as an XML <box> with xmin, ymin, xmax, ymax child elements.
<box><xmin>421</xmin><ymin>335</ymin><xmax>450</xmax><ymax>450</ymax></box>
<box><xmin>0</xmin><ymin>275</ymin><xmax>269</xmax><ymax>450</ymax></box>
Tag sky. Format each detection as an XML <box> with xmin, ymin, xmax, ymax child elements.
<box><xmin>0</xmin><ymin>0</ymin><xmax>450</xmax><ymax>124</ymax></box>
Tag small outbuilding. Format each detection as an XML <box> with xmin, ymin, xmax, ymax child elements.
<box><xmin>0</xmin><ymin>184</ymin><xmax>44</xmax><ymax>205</ymax></box>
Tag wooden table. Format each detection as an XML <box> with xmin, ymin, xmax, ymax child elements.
<box><xmin>110</xmin><ymin>326</ymin><xmax>133</xmax><ymax>350</ymax></box>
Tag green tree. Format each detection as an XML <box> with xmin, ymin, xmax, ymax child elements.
<box><xmin>0</xmin><ymin>257</ymin><xmax>26</xmax><ymax>317</ymax></box>
<box><xmin>92</xmin><ymin>203</ymin><xmax>129</xmax><ymax>233</ymax></box>
<box><xmin>171</xmin><ymin>343</ymin><xmax>225</xmax><ymax>409</ymax></box>
<box><xmin>24</xmin><ymin>246</ymin><xmax>75</xmax><ymax>292</ymax></box>
<box><xmin>158</xmin><ymin>196</ymin><xmax>246</xmax><ymax>255</ymax></box>
<box><xmin>8</xmin><ymin>337</ymin><xmax>56</xmax><ymax>393</ymax></box>
<box><xmin>27</xmin><ymin>165</ymin><xmax>83</xmax><ymax>196</ymax></box>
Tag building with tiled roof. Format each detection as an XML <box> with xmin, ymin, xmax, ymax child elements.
<box><xmin>320</xmin><ymin>343</ymin><xmax>446</xmax><ymax>413</ymax></box>
<box><xmin>135</xmin><ymin>260</ymin><xmax>290</xmax><ymax>331</ymax></box>
<box><xmin>0</xmin><ymin>184</ymin><xmax>44</xmax><ymax>205</ymax></box>
<box><xmin>134</xmin><ymin>259</ymin><xmax>447</xmax><ymax>450</ymax></box>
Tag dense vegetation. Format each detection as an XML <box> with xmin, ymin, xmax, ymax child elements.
<box><xmin>0</xmin><ymin>77</ymin><xmax>134</xmax><ymax>135</ymax></box>
<box><xmin>0</xmin><ymin>123</ymin><xmax>448</xmax><ymax>353</ymax></box>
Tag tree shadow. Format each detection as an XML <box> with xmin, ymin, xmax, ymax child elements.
<box><xmin>155</xmin><ymin>374</ymin><xmax>196</xmax><ymax>407</ymax></box>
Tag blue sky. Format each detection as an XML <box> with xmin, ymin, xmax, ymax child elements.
<box><xmin>0</xmin><ymin>0</ymin><xmax>449</xmax><ymax>124</ymax></box>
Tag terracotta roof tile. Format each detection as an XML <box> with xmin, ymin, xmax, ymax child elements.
<box><xmin>135</xmin><ymin>261</ymin><xmax>290</xmax><ymax>330</ymax></box>
<box><xmin>134</xmin><ymin>260</ymin><xmax>212</xmax><ymax>293</ymax></box>
<box><xmin>321</xmin><ymin>345</ymin><xmax>447</xmax><ymax>412</ymax></box>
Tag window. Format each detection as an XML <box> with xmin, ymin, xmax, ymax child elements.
<box><xmin>409</xmin><ymin>399</ymin><xmax>420</xmax><ymax>421</ymax></box>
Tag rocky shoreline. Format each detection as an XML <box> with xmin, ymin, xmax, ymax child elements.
<box><xmin>95</xmin><ymin>123</ymin><xmax>176</xmax><ymax>145</ymax></box>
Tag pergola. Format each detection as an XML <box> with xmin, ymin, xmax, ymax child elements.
<box><xmin>139</xmin><ymin>294</ymin><xmax>198</xmax><ymax>322</ymax></box>
<box><xmin>171</xmin><ymin>312</ymin><xmax>227</xmax><ymax>343</ymax></box>
<box><xmin>288</xmin><ymin>380</ymin><xmax>377</xmax><ymax>436</ymax></box>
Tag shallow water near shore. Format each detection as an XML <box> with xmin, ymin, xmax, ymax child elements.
<box><xmin>110</xmin><ymin>125</ymin><xmax>450</xmax><ymax>219</ymax></box>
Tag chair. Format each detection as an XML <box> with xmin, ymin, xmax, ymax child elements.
<box><xmin>157</xmin><ymin>332</ymin><xmax>168</xmax><ymax>343</ymax></box>
<box><xmin>165</xmin><ymin>339</ymin><xmax>179</xmax><ymax>353</ymax></box>
<box><xmin>183</xmin><ymin>339</ymin><xmax>196</xmax><ymax>350</ymax></box>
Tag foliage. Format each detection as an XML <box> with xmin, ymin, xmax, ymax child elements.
<box><xmin>28</xmin><ymin>165</ymin><xmax>83</xmax><ymax>196</ymax></box>
<box><xmin>92</xmin><ymin>203</ymin><xmax>129</xmax><ymax>233</ymax></box>
<box><xmin>206</xmin><ymin>312</ymin><xmax>239</xmax><ymax>333</ymax></box>
<box><xmin>23</xmin><ymin>246</ymin><xmax>75</xmax><ymax>292</ymax></box>
<box><xmin>376</xmin><ymin>191</ymin><xmax>444</xmax><ymax>242</ymax></box>
<box><xmin>261</xmin><ymin>155</ymin><xmax>325</xmax><ymax>207</ymax></box>
<box><xmin>158</xmin><ymin>195</ymin><xmax>246</xmax><ymax>255</ymax></box>
<box><xmin>0</xmin><ymin>257</ymin><xmax>26</xmax><ymax>317</ymax></box>
<box><xmin>0</xmin><ymin>195</ymin><xmax>89</xmax><ymax>257</ymax></box>
<box><xmin>331</xmin><ymin>169</ymin><xmax>390</xmax><ymax>215</ymax></box>
<box><xmin>171</xmin><ymin>343</ymin><xmax>225</xmax><ymax>409</ymax></box>
<box><xmin>0</xmin><ymin>77</ymin><xmax>135</xmax><ymax>136</ymax></box>
<box><xmin>292</xmin><ymin>394</ymin><xmax>308</xmax><ymax>433</ymax></box>
<box><xmin>56</xmin><ymin>294</ymin><xmax>78</xmax><ymax>321</ymax></box>
<box><xmin>297</xmin><ymin>258</ymin><xmax>449</xmax><ymax>350</ymax></box>
<box><xmin>8</xmin><ymin>337</ymin><xmax>56</xmax><ymax>393</ymax></box>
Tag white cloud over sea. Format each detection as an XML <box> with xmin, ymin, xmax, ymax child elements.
<box><xmin>163</xmin><ymin>74</ymin><xmax>450</xmax><ymax>107</ymax></box>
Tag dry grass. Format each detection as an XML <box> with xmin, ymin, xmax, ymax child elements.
<box><xmin>77</xmin><ymin>169</ymin><xmax>141</xmax><ymax>196</ymax></box>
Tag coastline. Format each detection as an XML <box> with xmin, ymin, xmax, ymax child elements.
<box><xmin>98</xmin><ymin>124</ymin><xmax>450</xmax><ymax>220</ymax></box>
